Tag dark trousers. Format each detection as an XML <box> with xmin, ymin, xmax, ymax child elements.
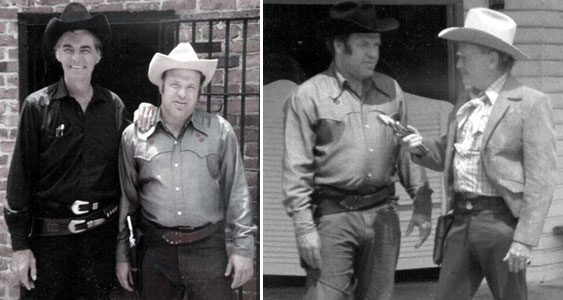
<box><xmin>436</xmin><ymin>205</ymin><xmax>527</xmax><ymax>300</ymax></box>
<box><xmin>140</xmin><ymin>230</ymin><xmax>235</xmax><ymax>300</ymax></box>
<box><xmin>303</xmin><ymin>203</ymin><xmax>401</xmax><ymax>300</ymax></box>
<box><xmin>21</xmin><ymin>220</ymin><xmax>118</xmax><ymax>300</ymax></box>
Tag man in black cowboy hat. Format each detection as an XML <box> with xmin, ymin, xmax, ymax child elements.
<box><xmin>4</xmin><ymin>3</ymin><xmax>156</xmax><ymax>299</ymax></box>
<box><xmin>282</xmin><ymin>2</ymin><xmax>433</xmax><ymax>299</ymax></box>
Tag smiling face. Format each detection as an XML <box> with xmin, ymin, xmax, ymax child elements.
<box><xmin>55</xmin><ymin>30</ymin><xmax>101</xmax><ymax>83</ymax></box>
<box><xmin>160</xmin><ymin>69</ymin><xmax>202</xmax><ymax>126</ymax></box>
<box><xmin>334</xmin><ymin>32</ymin><xmax>381</xmax><ymax>82</ymax></box>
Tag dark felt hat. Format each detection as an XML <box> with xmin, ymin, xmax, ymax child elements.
<box><xmin>317</xmin><ymin>1</ymin><xmax>399</xmax><ymax>37</ymax></box>
<box><xmin>44</xmin><ymin>3</ymin><xmax>111</xmax><ymax>51</ymax></box>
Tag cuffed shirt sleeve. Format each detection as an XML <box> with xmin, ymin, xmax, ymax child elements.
<box><xmin>116</xmin><ymin>127</ymin><xmax>141</xmax><ymax>263</ymax></box>
<box><xmin>220</xmin><ymin>119</ymin><xmax>256</xmax><ymax>258</ymax></box>
<box><xmin>5</xmin><ymin>99</ymin><xmax>39</xmax><ymax>251</ymax></box>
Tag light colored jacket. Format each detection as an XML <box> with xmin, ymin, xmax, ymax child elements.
<box><xmin>414</xmin><ymin>75</ymin><xmax>556</xmax><ymax>247</ymax></box>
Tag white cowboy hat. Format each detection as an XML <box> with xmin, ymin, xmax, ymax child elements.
<box><xmin>148</xmin><ymin>42</ymin><xmax>218</xmax><ymax>88</ymax></box>
<box><xmin>438</xmin><ymin>7</ymin><xmax>529</xmax><ymax>60</ymax></box>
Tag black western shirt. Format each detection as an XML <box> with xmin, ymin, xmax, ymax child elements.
<box><xmin>5</xmin><ymin>79</ymin><xmax>129</xmax><ymax>250</ymax></box>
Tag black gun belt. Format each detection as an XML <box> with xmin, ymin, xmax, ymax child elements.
<box><xmin>141</xmin><ymin>217</ymin><xmax>225</xmax><ymax>246</ymax></box>
<box><xmin>312</xmin><ymin>184</ymin><xmax>396</xmax><ymax>217</ymax></box>
<box><xmin>34</xmin><ymin>204</ymin><xmax>118</xmax><ymax>236</ymax></box>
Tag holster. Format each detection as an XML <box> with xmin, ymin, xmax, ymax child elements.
<box><xmin>433</xmin><ymin>213</ymin><xmax>454</xmax><ymax>265</ymax></box>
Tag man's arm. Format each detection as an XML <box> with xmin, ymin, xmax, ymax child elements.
<box><xmin>282</xmin><ymin>91</ymin><xmax>323</xmax><ymax>268</ymax></box>
<box><xmin>505</xmin><ymin>94</ymin><xmax>556</xmax><ymax>273</ymax></box>
<box><xmin>116</xmin><ymin>127</ymin><xmax>141</xmax><ymax>291</ymax></box>
<box><xmin>218</xmin><ymin>118</ymin><xmax>256</xmax><ymax>288</ymax></box>
<box><xmin>394</xmin><ymin>90</ymin><xmax>433</xmax><ymax>248</ymax></box>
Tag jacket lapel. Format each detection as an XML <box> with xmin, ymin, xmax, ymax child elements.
<box><xmin>481</xmin><ymin>76</ymin><xmax>523</xmax><ymax>149</ymax></box>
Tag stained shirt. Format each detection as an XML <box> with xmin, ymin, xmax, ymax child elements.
<box><xmin>5</xmin><ymin>78</ymin><xmax>129</xmax><ymax>251</ymax></box>
<box><xmin>453</xmin><ymin>73</ymin><xmax>508</xmax><ymax>196</ymax></box>
<box><xmin>282</xmin><ymin>64</ymin><xmax>432</xmax><ymax>219</ymax></box>
<box><xmin>117</xmin><ymin>109</ymin><xmax>255</xmax><ymax>262</ymax></box>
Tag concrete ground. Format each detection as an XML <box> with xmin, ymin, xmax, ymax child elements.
<box><xmin>264</xmin><ymin>278</ymin><xmax>563</xmax><ymax>300</ymax></box>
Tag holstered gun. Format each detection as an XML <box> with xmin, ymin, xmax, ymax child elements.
<box><xmin>127</xmin><ymin>215</ymin><xmax>143</xmax><ymax>290</ymax></box>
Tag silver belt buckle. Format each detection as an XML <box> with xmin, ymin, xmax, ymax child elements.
<box><xmin>68</xmin><ymin>219</ymin><xmax>87</xmax><ymax>234</ymax></box>
<box><xmin>71</xmin><ymin>200</ymin><xmax>98</xmax><ymax>215</ymax></box>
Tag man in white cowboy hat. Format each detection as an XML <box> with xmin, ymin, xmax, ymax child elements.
<box><xmin>282</xmin><ymin>2</ymin><xmax>433</xmax><ymax>299</ymax></box>
<box><xmin>115</xmin><ymin>42</ymin><xmax>256</xmax><ymax>299</ymax></box>
<box><xmin>401</xmin><ymin>7</ymin><xmax>555</xmax><ymax>300</ymax></box>
<box><xmin>3</xmin><ymin>2</ymin><xmax>145</xmax><ymax>299</ymax></box>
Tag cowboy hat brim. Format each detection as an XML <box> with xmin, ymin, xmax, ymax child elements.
<box><xmin>317</xmin><ymin>17</ymin><xmax>399</xmax><ymax>37</ymax></box>
<box><xmin>44</xmin><ymin>14</ymin><xmax>111</xmax><ymax>51</ymax></box>
<box><xmin>439</xmin><ymin>27</ymin><xmax>529</xmax><ymax>60</ymax></box>
<box><xmin>148</xmin><ymin>53</ymin><xmax>218</xmax><ymax>88</ymax></box>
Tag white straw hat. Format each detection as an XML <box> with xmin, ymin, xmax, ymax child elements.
<box><xmin>148</xmin><ymin>42</ymin><xmax>218</xmax><ymax>87</ymax></box>
<box><xmin>438</xmin><ymin>7</ymin><xmax>529</xmax><ymax>60</ymax></box>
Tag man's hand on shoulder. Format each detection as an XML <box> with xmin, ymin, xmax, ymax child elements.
<box><xmin>11</xmin><ymin>249</ymin><xmax>36</xmax><ymax>290</ymax></box>
<box><xmin>133</xmin><ymin>102</ymin><xmax>158</xmax><ymax>131</ymax></box>
<box><xmin>225</xmin><ymin>254</ymin><xmax>253</xmax><ymax>289</ymax></box>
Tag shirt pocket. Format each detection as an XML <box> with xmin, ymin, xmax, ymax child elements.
<box><xmin>315</xmin><ymin>102</ymin><xmax>354</xmax><ymax>146</ymax></box>
<box><xmin>180</xmin><ymin>136</ymin><xmax>221</xmax><ymax>180</ymax></box>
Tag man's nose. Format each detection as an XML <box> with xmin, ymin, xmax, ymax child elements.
<box><xmin>177</xmin><ymin>88</ymin><xmax>186</xmax><ymax>98</ymax></box>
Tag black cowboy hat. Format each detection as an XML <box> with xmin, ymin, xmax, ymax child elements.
<box><xmin>317</xmin><ymin>1</ymin><xmax>399</xmax><ymax>37</ymax></box>
<box><xmin>44</xmin><ymin>3</ymin><xmax>111</xmax><ymax>51</ymax></box>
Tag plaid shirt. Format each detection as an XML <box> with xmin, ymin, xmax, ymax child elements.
<box><xmin>453</xmin><ymin>73</ymin><xmax>508</xmax><ymax>196</ymax></box>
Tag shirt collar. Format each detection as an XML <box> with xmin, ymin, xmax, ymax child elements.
<box><xmin>51</xmin><ymin>78</ymin><xmax>108</xmax><ymax>103</ymax></box>
<box><xmin>470</xmin><ymin>73</ymin><xmax>508</xmax><ymax>105</ymax></box>
<box><xmin>138</xmin><ymin>108</ymin><xmax>210</xmax><ymax>140</ymax></box>
<box><xmin>329</xmin><ymin>63</ymin><xmax>393</xmax><ymax>99</ymax></box>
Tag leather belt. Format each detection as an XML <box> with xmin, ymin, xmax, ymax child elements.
<box><xmin>453</xmin><ymin>192</ymin><xmax>506</xmax><ymax>214</ymax></box>
<box><xmin>34</xmin><ymin>204</ymin><xmax>118</xmax><ymax>236</ymax></box>
<box><xmin>141</xmin><ymin>217</ymin><xmax>224</xmax><ymax>246</ymax></box>
<box><xmin>312</xmin><ymin>185</ymin><xmax>396</xmax><ymax>217</ymax></box>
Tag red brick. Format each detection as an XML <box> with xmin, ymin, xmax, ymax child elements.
<box><xmin>162</xmin><ymin>0</ymin><xmax>196</xmax><ymax>11</ymax></box>
<box><xmin>244</xmin><ymin>158</ymin><xmax>258</xmax><ymax>169</ymax></box>
<box><xmin>0</xmin><ymin>88</ymin><xmax>17</xmax><ymax>100</ymax></box>
<box><xmin>8</xmin><ymin>48</ymin><xmax>18</xmax><ymax>60</ymax></box>
<box><xmin>244</xmin><ymin>114</ymin><xmax>259</xmax><ymax>127</ymax></box>
<box><xmin>246</xmin><ymin>53</ymin><xmax>259</xmax><ymax>68</ymax></box>
<box><xmin>220</xmin><ymin>10</ymin><xmax>259</xmax><ymax>19</ymax></box>
<box><xmin>0</xmin><ymin>141</ymin><xmax>15</xmax><ymax>153</ymax></box>
<box><xmin>0</xmin><ymin>23</ymin><xmax>6</xmax><ymax>35</ymax></box>
<box><xmin>0</xmin><ymin>8</ymin><xmax>17</xmax><ymax>19</ymax></box>
<box><xmin>229</xmin><ymin>39</ymin><xmax>259</xmax><ymax>53</ymax></box>
<box><xmin>0</xmin><ymin>35</ymin><xmax>17</xmax><ymax>46</ymax></box>
<box><xmin>0</xmin><ymin>244</ymin><xmax>12</xmax><ymax>257</ymax></box>
<box><xmin>42</xmin><ymin>0</ymin><xmax>67</xmax><ymax>5</ymax></box>
<box><xmin>238</xmin><ymin>0</ymin><xmax>259</xmax><ymax>10</ymax></box>
<box><xmin>245</xmin><ymin>171</ymin><xmax>257</xmax><ymax>186</ymax></box>
<box><xmin>187</xmin><ymin>11</ymin><xmax>222</xmax><ymax>20</ymax></box>
<box><xmin>126</xmin><ymin>2</ymin><xmax>160</xmax><ymax>11</ymax></box>
<box><xmin>83</xmin><ymin>0</ymin><xmax>105</xmax><ymax>4</ymax></box>
<box><xmin>6</xmin><ymin>74</ymin><xmax>18</xmax><ymax>87</ymax></box>
<box><xmin>6</xmin><ymin>61</ymin><xmax>18</xmax><ymax>72</ymax></box>
<box><xmin>23</xmin><ymin>6</ymin><xmax>54</xmax><ymax>13</ymax></box>
<box><xmin>92</xmin><ymin>3</ymin><xmax>125</xmax><ymax>12</ymax></box>
<box><xmin>227</xmin><ymin>99</ymin><xmax>259</xmax><ymax>114</ymax></box>
<box><xmin>245</xmin><ymin>142</ymin><xmax>258</xmax><ymax>157</ymax></box>
<box><xmin>200</xmin><ymin>0</ymin><xmax>236</xmax><ymax>11</ymax></box>
<box><xmin>0</xmin><ymin>114</ymin><xmax>19</xmax><ymax>127</ymax></box>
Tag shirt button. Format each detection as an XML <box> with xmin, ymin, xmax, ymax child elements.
<box><xmin>365</xmin><ymin>124</ymin><xmax>370</xmax><ymax>129</ymax></box>
<box><xmin>369</xmin><ymin>148</ymin><xmax>374</xmax><ymax>152</ymax></box>
<box><xmin>174</xmin><ymin>163</ymin><xmax>179</xmax><ymax>167</ymax></box>
<box><xmin>174</xmin><ymin>140</ymin><xmax>178</xmax><ymax>145</ymax></box>
<box><xmin>177</xmin><ymin>211</ymin><xmax>182</xmax><ymax>216</ymax></box>
<box><xmin>367</xmin><ymin>173</ymin><xmax>372</xmax><ymax>178</ymax></box>
<box><xmin>175</xmin><ymin>187</ymin><xmax>180</xmax><ymax>192</ymax></box>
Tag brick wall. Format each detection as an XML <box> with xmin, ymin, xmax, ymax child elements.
<box><xmin>0</xmin><ymin>0</ymin><xmax>259</xmax><ymax>299</ymax></box>
<box><xmin>463</xmin><ymin>0</ymin><xmax>563</xmax><ymax>283</ymax></box>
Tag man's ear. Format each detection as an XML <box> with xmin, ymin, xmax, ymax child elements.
<box><xmin>334</xmin><ymin>39</ymin><xmax>345</xmax><ymax>55</ymax></box>
<box><xmin>55</xmin><ymin>49</ymin><xmax>61</xmax><ymax>63</ymax></box>
<box><xmin>488</xmin><ymin>51</ymin><xmax>500</xmax><ymax>70</ymax></box>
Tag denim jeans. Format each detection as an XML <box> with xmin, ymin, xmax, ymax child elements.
<box><xmin>21</xmin><ymin>220</ymin><xmax>118</xmax><ymax>300</ymax></box>
<box><xmin>140</xmin><ymin>230</ymin><xmax>235</xmax><ymax>300</ymax></box>
<box><xmin>303</xmin><ymin>203</ymin><xmax>401</xmax><ymax>300</ymax></box>
<box><xmin>436</xmin><ymin>205</ymin><xmax>527</xmax><ymax>300</ymax></box>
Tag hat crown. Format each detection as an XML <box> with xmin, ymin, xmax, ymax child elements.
<box><xmin>330</xmin><ymin>2</ymin><xmax>380</xmax><ymax>30</ymax></box>
<box><xmin>465</xmin><ymin>7</ymin><xmax>516</xmax><ymax>45</ymax></box>
<box><xmin>167</xmin><ymin>43</ymin><xmax>200</xmax><ymax>63</ymax></box>
<box><xmin>60</xmin><ymin>3</ymin><xmax>93</xmax><ymax>23</ymax></box>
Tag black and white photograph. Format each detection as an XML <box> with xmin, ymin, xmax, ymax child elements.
<box><xmin>0</xmin><ymin>0</ymin><xmax>259</xmax><ymax>299</ymax></box>
<box><xmin>263</xmin><ymin>0</ymin><xmax>563</xmax><ymax>299</ymax></box>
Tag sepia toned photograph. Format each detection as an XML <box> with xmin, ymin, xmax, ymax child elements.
<box><xmin>263</xmin><ymin>0</ymin><xmax>563</xmax><ymax>299</ymax></box>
